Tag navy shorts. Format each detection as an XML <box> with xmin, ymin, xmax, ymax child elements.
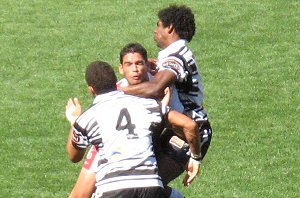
<box><xmin>154</xmin><ymin>120</ymin><xmax>212</xmax><ymax>185</ymax></box>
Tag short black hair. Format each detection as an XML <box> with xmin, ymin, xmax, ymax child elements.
<box><xmin>119</xmin><ymin>43</ymin><xmax>148</xmax><ymax>64</ymax></box>
<box><xmin>85</xmin><ymin>61</ymin><xmax>117</xmax><ymax>94</ymax></box>
<box><xmin>158</xmin><ymin>5</ymin><xmax>195</xmax><ymax>42</ymax></box>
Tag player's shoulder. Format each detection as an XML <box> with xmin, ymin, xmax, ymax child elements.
<box><xmin>158</xmin><ymin>55</ymin><xmax>184</xmax><ymax>76</ymax></box>
<box><xmin>124</xmin><ymin>93</ymin><xmax>158</xmax><ymax>104</ymax></box>
<box><xmin>161</xmin><ymin>55</ymin><xmax>183</xmax><ymax>66</ymax></box>
<box><xmin>116</xmin><ymin>78</ymin><xmax>128</xmax><ymax>88</ymax></box>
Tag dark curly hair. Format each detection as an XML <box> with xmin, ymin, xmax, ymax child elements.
<box><xmin>85</xmin><ymin>61</ymin><xmax>117</xmax><ymax>94</ymax></box>
<box><xmin>119</xmin><ymin>42</ymin><xmax>148</xmax><ymax>64</ymax></box>
<box><xmin>158</xmin><ymin>5</ymin><xmax>195</xmax><ymax>42</ymax></box>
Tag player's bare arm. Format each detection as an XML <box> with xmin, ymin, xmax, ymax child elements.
<box><xmin>166</xmin><ymin>110</ymin><xmax>201</xmax><ymax>186</ymax></box>
<box><xmin>121</xmin><ymin>69</ymin><xmax>176</xmax><ymax>99</ymax></box>
<box><xmin>65</xmin><ymin>97</ymin><xmax>86</xmax><ymax>163</ymax></box>
<box><xmin>166</xmin><ymin>110</ymin><xmax>200</xmax><ymax>158</ymax></box>
<box><xmin>66</xmin><ymin>127</ymin><xmax>86</xmax><ymax>163</ymax></box>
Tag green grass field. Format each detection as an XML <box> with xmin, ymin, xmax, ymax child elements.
<box><xmin>1</xmin><ymin>0</ymin><xmax>299</xmax><ymax>197</ymax></box>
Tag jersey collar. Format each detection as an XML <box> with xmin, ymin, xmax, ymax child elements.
<box><xmin>158</xmin><ymin>39</ymin><xmax>187</xmax><ymax>60</ymax></box>
<box><xmin>93</xmin><ymin>90</ymin><xmax>122</xmax><ymax>104</ymax></box>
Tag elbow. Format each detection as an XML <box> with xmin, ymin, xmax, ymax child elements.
<box><xmin>140</xmin><ymin>81</ymin><xmax>166</xmax><ymax>99</ymax></box>
<box><xmin>66</xmin><ymin>144</ymin><xmax>84</xmax><ymax>163</ymax></box>
<box><xmin>69</xmin><ymin>156</ymin><xmax>82</xmax><ymax>163</ymax></box>
<box><xmin>148</xmin><ymin>86</ymin><xmax>165</xmax><ymax>99</ymax></box>
<box><xmin>67</xmin><ymin>151</ymin><xmax>84</xmax><ymax>163</ymax></box>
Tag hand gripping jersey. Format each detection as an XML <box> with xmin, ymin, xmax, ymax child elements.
<box><xmin>72</xmin><ymin>91</ymin><xmax>167</xmax><ymax>194</ymax></box>
<box><xmin>157</xmin><ymin>39</ymin><xmax>208</xmax><ymax>122</ymax></box>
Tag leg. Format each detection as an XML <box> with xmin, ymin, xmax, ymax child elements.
<box><xmin>69</xmin><ymin>145</ymin><xmax>98</xmax><ymax>198</ymax></box>
<box><xmin>69</xmin><ymin>167</ymin><xmax>96</xmax><ymax>198</ymax></box>
<box><xmin>157</xmin><ymin>152</ymin><xmax>186</xmax><ymax>185</ymax></box>
<box><xmin>198</xmin><ymin>120</ymin><xmax>212</xmax><ymax>160</ymax></box>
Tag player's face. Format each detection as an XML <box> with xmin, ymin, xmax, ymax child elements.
<box><xmin>154</xmin><ymin>20</ymin><xmax>169</xmax><ymax>49</ymax></box>
<box><xmin>119</xmin><ymin>53</ymin><xmax>148</xmax><ymax>85</ymax></box>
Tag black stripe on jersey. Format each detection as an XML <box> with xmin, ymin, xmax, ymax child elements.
<box><xmin>173</xmin><ymin>46</ymin><xmax>199</xmax><ymax>75</ymax></box>
<box><xmin>147</xmin><ymin>102</ymin><xmax>166</xmax><ymax>134</ymax></box>
<box><xmin>146</xmin><ymin>106</ymin><xmax>161</xmax><ymax>114</ymax></box>
<box><xmin>86</xmin><ymin>120</ymin><xmax>98</xmax><ymax>133</ymax></box>
<box><xmin>73</xmin><ymin>122</ymin><xmax>87</xmax><ymax>135</ymax></box>
<box><xmin>187</xmin><ymin>60</ymin><xmax>199</xmax><ymax>75</ymax></box>
<box><xmin>181</xmin><ymin>99</ymin><xmax>201</xmax><ymax>112</ymax></box>
<box><xmin>177</xmin><ymin>83</ymin><xmax>199</xmax><ymax>95</ymax></box>
<box><xmin>146</xmin><ymin>106</ymin><xmax>161</xmax><ymax>119</ymax></box>
<box><xmin>175</xmin><ymin>81</ymin><xmax>199</xmax><ymax>93</ymax></box>
<box><xmin>178</xmin><ymin>46</ymin><xmax>188</xmax><ymax>56</ymax></box>
<box><xmin>170</xmin><ymin>48</ymin><xmax>200</xmax><ymax>94</ymax></box>
<box><xmin>75</xmin><ymin>118</ymin><xmax>99</xmax><ymax>137</ymax></box>
<box><xmin>194</xmin><ymin>106</ymin><xmax>204</xmax><ymax>112</ymax></box>
<box><xmin>100</xmin><ymin>166</ymin><xmax>159</xmax><ymax>182</ymax></box>
<box><xmin>91</xmin><ymin>137</ymin><xmax>103</xmax><ymax>147</ymax></box>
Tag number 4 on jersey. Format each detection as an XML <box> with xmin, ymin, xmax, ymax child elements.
<box><xmin>116</xmin><ymin>108</ymin><xmax>138</xmax><ymax>139</ymax></box>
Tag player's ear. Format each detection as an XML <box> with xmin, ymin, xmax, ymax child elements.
<box><xmin>119</xmin><ymin>64</ymin><xmax>124</xmax><ymax>75</ymax></box>
<box><xmin>168</xmin><ymin>24</ymin><xmax>175</xmax><ymax>34</ymax></box>
<box><xmin>88</xmin><ymin>86</ymin><xmax>96</xmax><ymax>97</ymax></box>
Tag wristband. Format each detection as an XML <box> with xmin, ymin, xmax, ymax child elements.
<box><xmin>191</xmin><ymin>153</ymin><xmax>202</xmax><ymax>162</ymax></box>
<box><xmin>189</xmin><ymin>157</ymin><xmax>201</xmax><ymax>165</ymax></box>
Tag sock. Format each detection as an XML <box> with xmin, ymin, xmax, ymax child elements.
<box><xmin>169</xmin><ymin>188</ymin><xmax>184</xmax><ymax>198</ymax></box>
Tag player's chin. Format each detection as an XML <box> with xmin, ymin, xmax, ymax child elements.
<box><xmin>153</xmin><ymin>36</ymin><xmax>161</xmax><ymax>47</ymax></box>
<box><xmin>128</xmin><ymin>79</ymin><xmax>142</xmax><ymax>85</ymax></box>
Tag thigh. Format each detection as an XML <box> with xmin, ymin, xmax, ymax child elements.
<box><xmin>157</xmin><ymin>129</ymin><xmax>189</xmax><ymax>185</ymax></box>
<box><xmin>156</xmin><ymin>152</ymin><xmax>186</xmax><ymax>185</ymax></box>
<box><xmin>137</xmin><ymin>187</ymin><xmax>164</xmax><ymax>198</ymax></box>
<box><xmin>198</xmin><ymin>120</ymin><xmax>212</xmax><ymax>160</ymax></box>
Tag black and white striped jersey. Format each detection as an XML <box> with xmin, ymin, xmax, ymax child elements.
<box><xmin>72</xmin><ymin>91</ymin><xmax>167</xmax><ymax>193</ymax></box>
<box><xmin>157</xmin><ymin>39</ymin><xmax>208</xmax><ymax>121</ymax></box>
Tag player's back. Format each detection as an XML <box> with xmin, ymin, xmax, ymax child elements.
<box><xmin>78</xmin><ymin>90</ymin><xmax>163</xmax><ymax>193</ymax></box>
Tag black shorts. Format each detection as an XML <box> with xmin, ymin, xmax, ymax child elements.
<box><xmin>96</xmin><ymin>187</ymin><xmax>164</xmax><ymax>198</ymax></box>
<box><xmin>154</xmin><ymin>120</ymin><xmax>213</xmax><ymax>185</ymax></box>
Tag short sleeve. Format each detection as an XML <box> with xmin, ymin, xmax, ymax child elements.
<box><xmin>72</xmin><ymin>122</ymin><xmax>89</xmax><ymax>149</ymax></box>
<box><xmin>158</xmin><ymin>56</ymin><xmax>187</xmax><ymax>82</ymax></box>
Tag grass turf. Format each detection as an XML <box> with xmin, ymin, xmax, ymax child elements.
<box><xmin>0</xmin><ymin>0</ymin><xmax>299</xmax><ymax>197</ymax></box>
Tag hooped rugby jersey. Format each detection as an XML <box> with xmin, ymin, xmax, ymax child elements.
<box><xmin>72</xmin><ymin>91</ymin><xmax>168</xmax><ymax>193</ymax></box>
<box><xmin>83</xmin><ymin>74</ymin><xmax>155</xmax><ymax>172</ymax></box>
<box><xmin>157</xmin><ymin>39</ymin><xmax>208</xmax><ymax>121</ymax></box>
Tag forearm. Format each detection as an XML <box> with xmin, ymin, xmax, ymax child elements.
<box><xmin>66</xmin><ymin>126</ymin><xmax>85</xmax><ymax>163</ymax></box>
<box><xmin>166</xmin><ymin>110</ymin><xmax>201</xmax><ymax>186</ymax></box>
<box><xmin>183</xmin><ymin>123</ymin><xmax>201</xmax><ymax>157</ymax></box>
<box><xmin>167</xmin><ymin>110</ymin><xmax>201</xmax><ymax>156</ymax></box>
<box><xmin>121</xmin><ymin>81</ymin><xmax>164</xmax><ymax>99</ymax></box>
<box><xmin>121</xmin><ymin>70</ymin><xmax>176</xmax><ymax>99</ymax></box>
<box><xmin>182</xmin><ymin>122</ymin><xmax>202</xmax><ymax>187</ymax></box>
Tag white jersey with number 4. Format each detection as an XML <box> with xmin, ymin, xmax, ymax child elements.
<box><xmin>72</xmin><ymin>91</ymin><xmax>167</xmax><ymax>194</ymax></box>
